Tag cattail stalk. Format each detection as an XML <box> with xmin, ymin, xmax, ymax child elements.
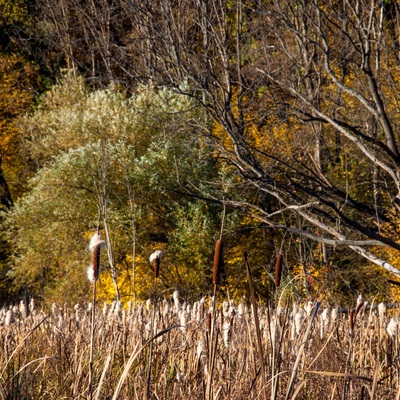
<box><xmin>285</xmin><ymin>302</ymin><xmax>320</xmax><ymax>400</ymax></box>
<box><xmin>206</xmin><ymin>238</ymin><xmax>224</xmax><ymax>400</ymax></box>
<box><xmin>244</xmin><ymin>252</ymin><xmax>267</xmax><ymax>400</ymax></box>
<box><xmin>146</xmin><ymin>250</ymin><xmax>162</xmax><ymax>399</ymax></box>
<box><xmin>88</xmin><ymin>231</ymin><xmax>106</xmax><ymax>400</ymax></box>
<box><xmin>274</xmin><ymin>253</ymin><xmax>283</xmax><ymax>289</ymax></box>
<box><xmin>88</xmin><ymin>279</ymin><xmax>96</xmax><ymax>400</ymax></box>
<box><xmin>212</xmin><ymin>239</ymin><xmax>223</xmax><ymax>285</ymax></box>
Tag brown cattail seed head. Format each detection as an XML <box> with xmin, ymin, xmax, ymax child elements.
<box><xmin>87</xmin><ymin>232</ymin><xmax>106</xmax><ymax>283</ymax></box>
<box><xmin>91</xmin><ymin>244</ymin><xmax>101</xmax><ymax>281</ymax></box>
<box><xmin>212</xmin><ymin>239</ymin><xmax>223</xmax><ymax>285</ymax></box>
<box><xmin>149</xmin><ymin>250</ymin><xmax>162</xmax><ymax>278</ymax></box>
<box><xmin>274</xmin><ymin>253</ymin><xmax>283</xmax><ymax>289</ymax></box>
<box><xmin>207</xmin><ymin>312</ymin><xmax>212</xmax><ymax>335</ymax></box>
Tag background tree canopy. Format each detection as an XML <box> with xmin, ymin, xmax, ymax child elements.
<box><xmin>1</xmin><ymin>0</ymin><xmax>400</xmax><ymax>306</ymax></box>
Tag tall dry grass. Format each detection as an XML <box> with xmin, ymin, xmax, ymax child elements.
<box><xmin>1</xmin><ymin>296</ymin><xmax>400</xmax><ymax>399</ymax></box>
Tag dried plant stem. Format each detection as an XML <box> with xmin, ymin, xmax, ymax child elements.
<box><xmin>88</xmin><ymin>281</ymin><xmax>97</xmax><ymax>400</ymax></box>
<box><xmin>213</xmin><ymin>239</ymin><xmax>223</xmax><ymax>285</ymax></box>
<box><xmin>206</xmin><ymin>235</ymin><xmax>224</xmax><ymax>400</ymax></box>
<box><xmin>1</xmin><ymin>314</ymin><xmax>49</xmax><ymax>380</ymax></box>
<box><xmin>113</xmin><ymin>325</ymin><xmax>180</xmax><ymax>400</ymax></box>
<box><xmin>206</xmin><ymin>283</ymin><xmax>218</xmax><ymax>400</ymax></box>
<box><xmin>244</xmin><ymin>253</ymin><xmax>267</xmax><ymax>400</ymax></box>
<box><xmin>94</xmin><ymin>353</ymin><xmax>112</xmax><ymax>400</ymax></box>
<box><xmin>285</xmin><ymin>302</ymin><xmax>320</xmax><ymax>400</ymax></box>
<box><xmin>146</xmin><ymin>278</ymin><xmax>158</xmax><ymax>399</ymax></box>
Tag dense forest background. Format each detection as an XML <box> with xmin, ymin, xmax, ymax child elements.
<box><xmin>2</xmin><ymin>0</ymin><xmax>400</xmax><ymax>307</ymax></box>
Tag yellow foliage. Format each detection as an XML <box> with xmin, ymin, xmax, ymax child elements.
<box><xmin>0</xmin><ymin>53</ymin><xmax>41</xmax><ymax>197</ymax></box>
<box><xmin>95</xmin><ymin>253</ymin><xmax>157</xmax><ymax>303</ymax></box>
<box><xmin>211</xmin><ymin>88</ymin><xmax>297</xmax><ymax>162</ymax></box>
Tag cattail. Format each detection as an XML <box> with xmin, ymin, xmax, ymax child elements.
<box><xmin>349</xmin><ymin>310</ymin><xmax>355</xmax><ymax>336</ymax></box>
<box><xmin>270</xmin><ymin>314</ymin><xmax>278</xmax><ymax>340</ymax></box>
<box><xmin>238</xmin><ymin>302</ymin><xmax>246</xmax><ymax>318</ymax></box>
<box><xmin>173</xmin><ymin>290</ymin><xmax>180</xmax><ymax>313</ymax></box>
<box><xmin>149</xmin><ymin>250</ymin><xmax>162</xmax><ymax>278</ymax></box>
<box><xmin>29</xmin><ymin>298</ymin><xmax>35</xmax><ymax>313</ymax></box>
<box><xmin>222</xmin><ymin>301</ymin><xmax>229</xmax><ymax>318</ymax></box>
<box><xmin>5</xmin><ymin>309</ymin><xmax>13</xmax><ymax>326</ymax></box>
<box><xmin>331</xmin><ymin>308</ymin><xmax>338</xmax><ymax>322</ymax></box>
<box><xmin>163</xmin><ymin>299</ymin><xmax>170</xmax><ymax>316</ymax></box>
<box><xmin>274</xmin><ymin>253</ymin><xmax>283</xmax><ymax>289</ymax></box>
<box><xmin>292</xmin><ymin>302</ymin><xmax>299</xmax><ymax>319</ymax></box>
<box><xmin>222</xmin><ymin>320</ymin><xmax>231</xmax><ymax>347</ymax></box>
<box><xmin>19</xmin><ymin>301</ymin><xmax>27</xmax><ymax>318</ymax></box>
<box><xmin>179</xmin><ymin>310</ymin><xmax>187</xmax><ymax>333</ymax></box>
<box><xmin>87</xmin><ymin>265</ymin><xmax>95</xmax><ymax>283</ymax></box>
<box><xmin>74</xmin><ymin>304</ymin><xmax>81</xmax><ymax>323</ymax></box>
<box><xmin>196</xmin><ymin>340</ymin><xmax>205</xmax><ymax>359</ymax></box>
<box><xmin>146</xmin><ymin>298</ymin><xmax>152</xmax><ymax>310</ymax></box>
<box><xmin>378</xmin><ymin>302</ymin><xmax>386</xmax><ymax>319</ymax></box>
<box><xmin>320</xmin><ymin>308</ymin><xmax>330</xmax><ymax>338</ymax></box>
<box><xmin>387</xmin><ymin>318</ymin><xmax>400</xmax><ymax>337</ymax></box>
<box><xmin>89</xmin><ymin>232</ymin><xmax>106</xmax><ymax>252</ymax></box>
<box><xmin>51</xmin><ymin>302</ymin><xmax>58</xmax><ymax>317</ymax></box>
<box><xmin>294</xmin><ymin>311</ymin><xmax>304</xmax><ymax>335</ymax></box>
<box><xmin>304</xmin><ymin>301</ymin><xmax>313</xmax><ymax>316</ymax></box>
<box><xmin>145</xmin><ymin>321</ymin><xmax>152</xmax><ymax>334</ymax></box>
<box><xmin>207</xmin><ymin>312</ymin><xmax>212</xmax><ymax>335</ymax></box>
<box><xmin>91</xmin><ymin>244</ymin><xmax>101</xmax><ymax>280</ymax></box>
<box><xmin>212</xmin><ymin>239</ymin><xmax>224</xmax><ymax>285</ymax></box>
<box><xmin>87</xmin><ymin>232</ymin><xmax>106</xmax><ymax>283</ymax></box>
<box><xmin>114</xmin><ymin>301</ymin><xmax>122</xmax><ymax>317</ymax></box>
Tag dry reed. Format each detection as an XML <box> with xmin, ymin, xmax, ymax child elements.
<box><xmin>1</xmin><ymin>296</ymin><xmax>400</xmax><ymax>399</ymax></box>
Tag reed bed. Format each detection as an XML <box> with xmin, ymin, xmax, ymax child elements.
<box><xmin>1</xmin><ymin>296</ymin><xmax>400</xmax><ymax>399</ymax></box>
